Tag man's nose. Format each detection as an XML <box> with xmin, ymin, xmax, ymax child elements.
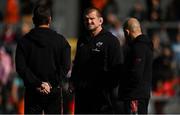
<box><xmin>88</xmin><ymin>19</ymin><xmax>92</xmax><ymax>24</ymax></box>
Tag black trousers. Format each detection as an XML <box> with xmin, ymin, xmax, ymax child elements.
<box><xmin>75</xmin><ymin>88</ymin><xmax>113</xmax><ymax>114</ymax></box>
<box><xmin>24</xmin><ymin>88</ymin><xmax>61</xmax><ymax>114</ymax></box>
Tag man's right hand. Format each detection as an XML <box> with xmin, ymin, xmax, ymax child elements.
<box><xmin>36</xmin><ymin>82</ymin><xmax>52</xmax><ymax>95</ymax></box>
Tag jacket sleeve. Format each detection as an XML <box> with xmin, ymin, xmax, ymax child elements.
<box><xmin>70</xmin><ymin>39</ymin><xmax>80</xmax><ymax>83</ymax></box>
<box><xmin>130</xmin><ymin>42</ymin><xmax>147</xmax><ymax>86</ymax></box>
<box><xmin>15</xmin><ymin>40</ymin><xmax>42</xmax><ymax>88</ymax></box>
<box><xmin>107</xmin><ymin>37</ymin><xmax>123</xmax><ymax>88</ymax></box>
<box><xmin>108</xmin><ymin>38</ymin><xmax>123</xmax><ymax>68</ymax></box>
<box><xmin>59</xmin><ymin>38</ymin><xmax>71</xmax><ymax>80</ymax></box>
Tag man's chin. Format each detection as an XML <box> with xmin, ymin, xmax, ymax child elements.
<box><xmin>87</xmin><ymin>27</ymin><xmax>95</xmax><ymax>31</ymax></box>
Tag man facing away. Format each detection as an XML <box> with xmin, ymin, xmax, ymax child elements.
<box><xmin>71</xmin><ymin>7</ymin><xmax>123</xmax><ymax>114</ymax></box>
<box><xmin>15</xmin><ymin>4</ymin><xmax>71</xmax><ymax>114</ymax></box>
<box><xmin>119</xmin><ymin>18</ymin><xmax>153</xmax><ymax>114</ymax></box>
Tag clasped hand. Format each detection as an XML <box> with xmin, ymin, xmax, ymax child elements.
<box><xmin>36</xmin><ymin>82</ymin><xmax>52</xmax><ymax>95</ymax></box>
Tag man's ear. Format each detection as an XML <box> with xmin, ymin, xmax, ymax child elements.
<box><xmin>99</xmin><ymin>17</ymin><xmax>103</xmax><ymax>24</ymax></box>
<box><xmin>125</xmin><ymin>29</ymin><xmax>129</xmax><ymax>35</ymax></box>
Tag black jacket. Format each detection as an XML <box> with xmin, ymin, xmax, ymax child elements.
<box><xmin>15</xmin><ymin>27</ymin><xmax>71</xmax><ymax>89</ymax></box>
<box><xmin>71</xmin><ymin>29</ymin><xmax>123</xmax><ymax>90</ymax></box>
<box><xmin>119</xmin><ymin>34</ymin><xmax>153</xmax><ymax>100</ymax></box>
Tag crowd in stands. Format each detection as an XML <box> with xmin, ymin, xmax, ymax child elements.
<box><xmin>0</xmin><ymin>0</ymin><xmax>179</xmax><ymax>114</ymax></box>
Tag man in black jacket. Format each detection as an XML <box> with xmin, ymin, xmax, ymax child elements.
<box><xmin>15</xmin><ymin>5</ymin><xmax>71</xmax><ymax>114</ymax></box>
<box><xmin>71</xmin><ymin>7</ymin><xmax>123</xmax><ymax>114</ymax></box>
<box><xmin>120</xmin><ymin>18</ymin><xmax>153</xmax><ymax>114</ymax></box>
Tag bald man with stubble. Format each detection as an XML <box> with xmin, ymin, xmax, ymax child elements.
<box><xmin>117</xmin><ymin>18</ymin><xmax>153</xmax><ymax>114</ymax></box>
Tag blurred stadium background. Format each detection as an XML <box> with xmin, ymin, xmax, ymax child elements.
<box><xmin>0</xmin><ymin>0</ymin><xmax>180</xmax><ymax>114</ymax></box>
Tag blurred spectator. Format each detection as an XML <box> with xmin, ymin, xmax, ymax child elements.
<box><xmin>91</xmin><ymin>0</ymin><xmax>109</xmax><ymax>11</ymax></box>
<box><xmin>106</xmin><ymin>12</ymin><xmax>125</xmax><ymax>47</ymax></box>
<box><xmin>20</xmin><ymin>0</ymin><xmax>34</xmax><ymax>27</ymax></box>
<box><xmin>129</xmin><ymin>1</ymin><xmax>146</xmax><ymax>22</ymax></box>
<box><xmin>102</xmin><ymin>0</ymin><xmax>119</xmax><ymax>27</ymax></box>
<box><xmin>152</xmin><ymin>46</ymin><xmax>173</xmax><ymax>91</ymax></box>
<box><xmin>171</xmin><ymin>32</ymin><xmax>180</xmax><ymax>76</ymax></box>
<box><xmin>11</xmin><ymin>75</ymin><xmax>24</xmax><ymax>114</ymax></box>
<box><xmin>0</xmin><ymin>25</ymin><xmax>17</xmax><ymax>58</ymax></box>
<box><xmin>158</xmin><ymin>25</ymin><xmax>170</xmax><ymax>46</ymax></box>
<box><xmin>0</xmin><ymin>46</ymin><xmax>13</xmax><ymax>113</ymax></box>
<box><xmin>4</xmin><ymin>0</ymin><xmax>20</xmax><ymax>24</ymax></box>
<box><xmin>152</xmin><ymin>32</ymin><xmax>162</xmax><ymax>59</ymax></box>
<box><xmin>0</xmin><ymin>46</ymin><xmax>12</xmax><ymax>86</ymax></box>
<box><xmin>166</xmin><ymin>0</ymin><xmax>180</xmax><ymax>21</ymax></box>
<box><xmin>1</xmin><ymin>25</ymin><xmax>16</xmax><ymax>45</ymax></box>
<box><xmin>146</xmin><ymin>0</ymin><xmax>161</xmax><ymax>22</ymax></box>
<box><xmin>21</xmin><ymin>23</ymin><xmax>31</xmax><ymax>36</ymax></box>
<box><xmin>20</xmin><ymin>0</ymin><xmax>34</xmax><ymax>16</ymax></box>
<box><xmin>152</xmin><ymin>77</ymin><xmax>179</xmax><ymax>114</ymax></box>
<box><xmin>153</xmin><ymin>76</ymin><xmax>179</xmax><ymax>97</ymax></box>
<box><xmin>163</xmin><ymin>95</ymin><xmax>180</xmax><ymax>113</ymax></box>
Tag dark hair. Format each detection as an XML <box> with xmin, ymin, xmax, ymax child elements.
<box><xmin>84</xmin><ymin>7</ymin><xmax>102</xmax><ymax>17</ymax></box>
<box><xmin>32</xmin><ymin>5</ymin><xmax>52</xmax><ymax>27</ymax></box>
<box><xmin>123</xmin><ymin>18</ymin><xmax>130</xmax><ymax>31</ymax></box>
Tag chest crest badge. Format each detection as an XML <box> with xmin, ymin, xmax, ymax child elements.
<box><xmin>96</xmin><ymin>42</ymin><xmax>103</xmax><ymax>47</ymax></box>
<box><xmin>80</xmin><ymin>43</ymin><xmax>84</xmax><ymax>47</ymax></box>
